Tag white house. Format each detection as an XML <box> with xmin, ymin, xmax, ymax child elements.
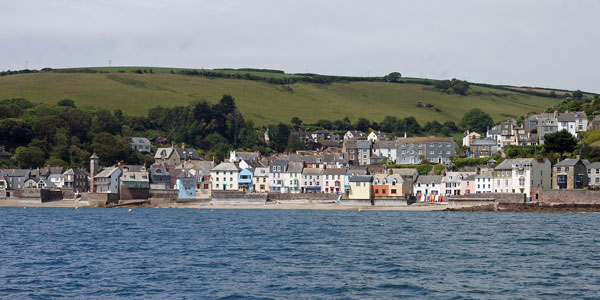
<box><xmin>344</xmin><ymin>130</ymin><xmax>366</xmax><ymax>141</ymax></box>
<box><xmin>372</xmin><ymin>140</ymin><xmax>397</xmax><ymax>163</ymax></box>
<box><xmin>94</xmin><ymin>167</ymin><xmax>122</xmax><ymax>193</ymax></box>
<box><xmin>474</xmin><ymin>171</ymin><xmax>494</xmax><ymax>194</ymax></box>
<box><xmin>494</xmin><ymin>158</ymin><xmax>551</xmax><ymax>199</ymax></box>
<box><xmin>302</xmin><ymin>168</ymin><xmax>324</xmax><ymax>193</ymax></box>
<box><xmin>367</xmin><ymin>131</ymin><xmax>389</xmax><ymax>143</ymax></box>
<box><xmin>413</xmin><ymin>175</ymin><xmax>443</xmax><ymax>201</ymax></box>
<box><xmin>442</xmin><ymin>172</ymin><xmax>476</xmax><ymax>196</ymax></box>
<box><xmin>283</xmin><ymin>162</ymin><xmax>303</xmax><ymax>193</ymax></box>
<box><xmin>322</xmin><ymin>168</ymin><xmax>347</xmax><ymax>194</ymax></box>
<box><xmin>557</xmin><ymin>111</ymin><xmax>588</xmax><ymax>136</ymax></box>
<box><xmin>211</xmin><ymin>162</ymin><xmax>240</xmax><ymax>191</ymax></box>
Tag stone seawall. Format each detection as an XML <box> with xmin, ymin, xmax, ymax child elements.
<box><xmin>341</xmin><ymin>199</ymin><xmax>408</xmax><ymax>206</ymax></box>
<box><xmin>149</xmin><ymin>189</ymin><xmax>179</xmax><ymax>203</ymax></box>
<box><xmin>448</xmin><ymin>193</ymin><xmax>526</xmax><ymax>204</ymax></box>
<box><xmin>268</xmin><ymin>193</ymin><xmax>339</xmax><ymax>201</ymax></box>
<box><xmin>531</xmin><ymin>187</ymin><xmax>600</xmax><ymax>205</ymax></box>
<box><xmin>212</xmin><ymin>191</ymin><xmax>267</xmax><ymax>203</ymax></box>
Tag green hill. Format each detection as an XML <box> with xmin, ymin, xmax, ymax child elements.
<box><xmin>0</xmin><ymin>67</ymin><xmax>561</xmax><ymax>126</ymax></box>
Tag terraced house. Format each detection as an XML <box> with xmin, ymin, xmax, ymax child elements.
<box><xmin>397</xmin><ymin>137</ymin><xmax>456</xmax><ymax>165</ymax></box>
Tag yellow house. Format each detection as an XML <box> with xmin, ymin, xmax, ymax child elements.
<box><xmin>348</xmin><ymin>175</ymin><xmax>372</xmax><ymax>200</ymax></box>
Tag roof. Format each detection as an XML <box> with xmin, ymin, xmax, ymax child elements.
<box><xmin>323</xmin><ymin>168</ymin><xmax>348</xmax><ymax>175</ymax></box>
<box><xmin>390</xmin><ymin>168</ymin><xmax>418</xmax><ymax>176</ymax></box>
<box><xmin>120</xmin><ymin>171</ymin><xmax>149</xmax><ymax>182</ymax></box>
<box><xmin>95</xmin><ymin>167</ymin><xmax>121</xmax><ymax>178</ymax></box>
<box><xmin>400</xmin><ymin>137</ymin><xmax>455</xmax><ymax>143</ymax></box>
<box><xmin>349</xmin><ymin>175</ymin><xmax>372</xmax><ymax>182</ymax></box>
<box><xmin>130</xmin><ymin>137</ymin><xmax>151</xmax><ymax>146</ymax></box>
<box><xmin>150</xmin><ymin>168</ymin><xmax>170</xmax><ymax>176</ymax></box>
<box><xmin>346</xmin><ymin>169</ymin><xmax>367</xmax><ymax>176</ymax></box>
<box><xmin>464</xmin><ymin>175</ymin><xmax>476</xmax><ymax>181</ymax></box>
<box><xmin>589</xmin><ymin>162</ymin><xmax>600</xmax><ymax>169</ymax></box>
<box><xmin>302</xmin><ymin>168</ymin><xmax>324</xmax><ymax>175</ymax></box>
<box><xmin>416</xmin><ymin>175</ymin><xmax>443</xmax><ymax>184</ymax></box>
<box><xmin>373</xmin><ymin>140</ymin><xmax>397</xmax><ymax>149</ymax></box>
<box><xmin>235</xmin><ymin>151</ymin><xmax>260</xmax><ymax>161</ymax></box>
<box><xmin>475</xmin><ymin>171</ymin><xmax>493</xmax><ymax>178</ymax></box>
<box><xmin>211</xmin><ymin>162</ymin><xmax>240</xmax><ymax>172</ymax></box>
<box><xmin>554</xmin><ymin>159</ymin><xmax>584</xmax><ymax>167</ymax></box>
<box><xmin>90</xmin><ymin>152</ymin><xmax>99</xmax><ymax>159</ymax></box>
<box><xmin>356</xmin><ymin>140</ymin><xmax>372</xmax><ymax>149</ymax></box>
<box><xmin>253</xmin><ymin>167</ymin><xmax>269</xmax><ymax>176</ymax></box>
<box><xmin>286</xmin><ymin>162</ymin><xmax>304</xmax><ymax>173</ymax></box>
<box><xmin>471</xmin><ymin>138</ymin><xmax>497</xmax><ymax>146</ymax></box>
<box><xmin>346</xmin><ymin>130</ymin><xmax>366</xmax><ymax>138</ymax></box>
<box><xmin>6</xmin><ymin>169</ymin><xmax>30</xmax><ymax>177</ymax></box>
<box><xmin>494</xmin><ymin>158</ymin><xmax>543</xmax><ymax>170</ymax></box>
<box><xmin>154</xmin><ymin>147</ymin><xmax>200</xmax><ymax>160</ymax></box>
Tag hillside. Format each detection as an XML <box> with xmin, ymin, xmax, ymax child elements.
<box><xmin>0</xmin><ymin>68</ymin><xmax>561</xmax><ymax>126</ymax></box>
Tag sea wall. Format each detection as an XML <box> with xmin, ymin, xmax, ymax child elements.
<box><xmin>120</xmin><ymin>186</ymin><xmax>149</xmax><ymax>200</ymax></box>
<box><xmin>268</xmin><ymin>193</ymin><xmax>338</xmax><ymax>202</ymax></box>
<box><xmin>212</xmin><ymin>191</ymin><xmax>267</xmax><ymax>203</ymax></box>
<box><xmin>149</xmin><ymin>189</ymin><xmax>179</xmax><ymax>203</ymax></box>
<box><xmin>341</xmin><ymin>199</ymin><xmax>408</xmax><ymax>206</ymax></box>
<box><xmin>88</xmin><ymin>193</ymin><xmax>120</xmax><ymax>205</ymax></box>
<box><xmin>447</xmin><ymin>193</ymin><xmax>526</xmax><ymax>204</ymax></box>
<box><xmin>531</xmin><ymin>187</ymin><xmax>600</xmax><ymax>205</ymax></box>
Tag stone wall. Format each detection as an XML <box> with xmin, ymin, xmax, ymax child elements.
<box><xmin>89</xmin><ymin>193</ymin><xmax>120</xmax><ymax>205</ymax></box>
<box><xmin>448</xmin><ymin>193</ymin><xmax>526</xmax><ymax>204</ymax></box>
<box><xmin>212</xmin><ymin>191</ymin><xmax>267</xmax><ymax>203</ymax></box>
<box><xmin>531</xmin><ymin>187</ymin><xmax>600</xmax><ymax>205</ymax></box>
<box><xmin>120</xmin><ymin>186</ymin><xmax>149</xmax><ymax>200</ymax></box>
<box><xmin>61</xmin><ymin>189</ymin><xmax>76</xmax><ymax>200</ymax></box>
<box><xmin>0</xmin><ymin>189</ymin><xmax>6</xmax><ymax>200</ymax></box>
<box><xmin>40</xmin><ymin>189</ymin><xmax>63</xmax><ymax>202</ymax></box>
<box><xmin>149</xmin><ymin>189</ymin><xmax>179</xmax><ymax>203</ymax></box>
<box><xmin>268</xmin><ymin>193</ymin><xmax>338</xmax><ymax>201</ymax></box>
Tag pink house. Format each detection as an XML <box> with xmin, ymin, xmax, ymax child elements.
<box><xmin>460</xmin><ymin>175</ymin><xmax>476</xmax><ymax>195</ymax></box>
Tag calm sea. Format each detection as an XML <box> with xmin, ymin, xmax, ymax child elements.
<box><xmin>0</xmin><ymin>208</ymin><xmax>599</xmax><ymax>299</ymax></box>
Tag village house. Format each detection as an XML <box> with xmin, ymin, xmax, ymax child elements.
<box><xmin>462</xmin><ymin>131</ymin><xmax>482</xmax><ymax>147</ymax></box>
<box><xmin>371</xmin><ymin>173</ymin><xmax>409</xmax><ymax>199</ymax></box>
<box><xmin>238</xmin><ymin>168</ymin><xmax>254</xmax><ymax>192</ymax></box>
<box><xmin>494</xmin><ymin>158</ymin><xmax>551</xmax><ymax>199</ymax></box>
<box><xmin>5</xmin><ymin>169</ymin><xmax>30</xmax><ymax>190</ymax></box>
<box><xmin>469</xmin><ymin>138</ymin><xmax>498</xmax><ymax>158</ymax></box>
<box><xmin>269</xmin><ymin>160</ymin><xmax>287</xmax><ymax>193</ymax></box>
<box><xmin>93</xmin><ymin>167</ymin><xmax>122</xmax><ymax>194</ymax></box>
<box><xmin>47</xmin><ymin>174</ymin><xmax>64</xmax><ymax>188</ymax></box>
<box><xmin>210</xmin><ymin>162</ymin><xmax>240</xmax><ymax>191</ymax></box>
<box><xmin>367</xmin><ymin>131</ymin><xmax>389</xmax><ymax>142</ymax></box>
<box><xmin>344</xmin><ymin>130</ymin><xmax>366</xmax><ymax>141</ymax></box>
<box><xmin>322</xmin><ymin>168</ymin><xmax>347</xmax><ymax>194</ymax></box>
<box><xmin>397</xmin><ymin>137</ymin><xmax>457</xmax><ymax>165</ymax></box>
<box><xmin>130</xmin><ymin>137</ymin><xmax>152</xmax><ymax>152</ymax></box>
<box><xmin>588</xmin><ymin>162</ymin><xmax>600</xmax><ymax>188</ymax></box>
<box><xmin>63</xmin><ymin>168</ymin><xmax>90</xmax><ymax>193</ymax></box>
<box><xmin>460</xmin><ymin>175</ymin><xmax>476</xmax><ymax>195</ymax></box>
<box><xmin>553</xmin><ymin>158</ymin><xmax>588</xmax><ymax>189</ymax></box>
<box><xmin>282</xmin><ymin>162</ymin><xmax>303</xmax><ymax>194</ymax></box>
<box><xmin>413</xmin><ymin>175</ymin><xmax>443</xmax><ymax>202</ymax></box>
<box><xmin>229</xmin><ymin>151</ymin><xmax>261</xmax><ymax>164</ymax></box>
<box><xmin>154</xmin><ymin>143</ymin><xmax>200</xmax><ymax>166</ymax></box>
<box><xmin>442</xmin><ymin>172</ymin><xmax>476</xmax><ymax>196</ymax></box>
<box><xmin>302</xmin><ymin>168</ymin><xmax>323</xmax><ymax>193</ymax></box>
<box><xmin>348</xmin><ymin>175</ymin><xmax>372</xmax><ymax>200</ymax></box>
<box><xmin>119</xmin><ymin>168</ymin><xmax>150</xmax><ymax>199</ymax></box>
<box><xmin>176</xmin><ymin>170</ymin><xmax>196</xmax><ymax>199</ymax></box>
<box><xmin>557</xmin><ymin>111</ymin><xmax>588</xmax><ymax>136</ymax></box>
<box><xmin>253</xmin><ymin>167</ymin><xmax>270</xmax><ymax>193</ymax></box>
<box><xmin>149</xmin><ymin>168</ymin><xmax>171</xmax><ymax>189</ymax></box>
<box><xmin>372</xmin><ymin>140</ymin><xmax>398</xmax><ymax>163</ymax></box>
<box><xmin>344</xmin><ymin>139</ymin><xmax>372</xmax><ymax>165</ymax></box>
<box><xmin>487</xmin><ymin>121</ymin><xmax>518</xmax><ymax>149</ymax></box>
<box><xmin>312</xmin><ymin>130</ymin><xmax>340</xmax><ymax>143</ymax></box>
<box><xmin>475</xmin><ymin>171</ymin><xmax>494</xmax><ymax>194</ymax></box>
<box><xmin>344</xmin><ymin>168</ymin><xmax>368</xmax><ymax>192</ymax></box>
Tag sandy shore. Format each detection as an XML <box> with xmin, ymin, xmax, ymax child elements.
<box><xmin>0</xmin><ymin>200</ymin><xmax>450</xmax><ymax>211</ymax></box>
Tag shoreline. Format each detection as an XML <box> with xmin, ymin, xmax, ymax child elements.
<box><xmin>0</xmin><ymin>199</ymin><xmax>449</xmax><ymax>211</ymax></box>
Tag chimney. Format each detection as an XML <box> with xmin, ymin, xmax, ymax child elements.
<box><xmin>576</xmin><ymin>155</ymin><xmax>581</xmax><ymax>160</ymax></box>
<box><xmin>182</xmin><ymin>143</ymin><xmax>185</xmax><ymax>149</ymax></box>
<box><xmin>171</xmin><ymin>142</ymin><xmax>175</xmax><ymax>149</ymax></box>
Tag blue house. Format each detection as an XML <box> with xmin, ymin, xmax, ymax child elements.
<box><xmin>176</xmin><ymin>170</ymin><xmax>196</xmax><ymax>199</ymax></box>
<box><xmin>238</xmin><ymin>168</ymin><xmax>254</xmax><ymax>192</ymax></box>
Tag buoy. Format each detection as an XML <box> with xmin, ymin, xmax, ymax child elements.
<box><xmin>198</xmin><ymin>208</ymin><xmax>202</xmax><ymax>211</ymax></box>
<box><xmin>75</xmin><ymin>206</ymin><xmax>79</xmax><ymax>210</ymax></box>
<box><xmin>128</xmin><ymin>209</ymin><xmax>132</xmax><ymax>212</ymax></box>
<box><xmin>358</xmin><ymin>208</ymin><xmax>362</xmax><ymax>212</ymax></box>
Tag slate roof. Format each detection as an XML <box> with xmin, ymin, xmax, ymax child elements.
<box><xmin>95</xmin><ymin>167</ymin><xmax>121</xmax><ymax>178</ymax></box>
<box><xmin>323</xmin><ymin>168</ymin><xmax>348</xmax><ymax>175</ymax></box>
<box><xmin>400</xmin><ymin>137</ymin><xmax>455</xmax><ymax>143</ymax></box>
<box><xmin>471</xmin><ymin>138</ymin><xmax>497</xmax><ymax>146</ymax></box>
<box><xmin>130</xmin><ymin>137</ymin><xmax>151</xmax><ymax>146</ymax></box>
<box><xmin>253</xmin><ymin>167</ymin><xmax>269</xmax><ymax>176</ymax></box>
<box><xmin>302</xmin><ymin>168</ymin><xmax>324</xmax><ymax>176</ymax></box>
<box><xmin>211</xmin><ymin>162</ymin><xmax>240</xmax><ymax>172</ymax></box>
<box><xmin>286</xmin><ymin>162</ymin><xmax>304</xmax><ymax>173</ymax></box>
<box><xmin>416</xmin><ymin>175</ymin><xmax>443</xmax><ymax>184</ymax></box>
<box><xmin>349</xmin><ymin>175</ymin><xmax>372</xmax><ymax>182</ymax></box>
<box><xmin>373</xmin><ymin>140</ymin><xmax>397</xmax><ymax>148</ymax></box>
<box><xmin>554</xmin><ymin>159</ymin><xmax>583</xmax><ymax>167</ymax></box>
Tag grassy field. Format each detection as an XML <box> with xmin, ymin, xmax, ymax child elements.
<box><xmin>55</xmin><ymin>66</ymin><xmax>306</xmax><ymax>79</ymax></box>
<box><xmin>0</xmin><ymin>71</ymin><xmax>560</xmax><ymax>126</ymax></box>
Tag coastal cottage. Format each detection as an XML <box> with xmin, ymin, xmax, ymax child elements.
<box><xmin>344</xmin><ymin>168</ymin><xmax>368</xmax><ymax>192</ymax></box>
<box><xmin>322</xmin><ymin>168</ymin><xmax>347</xmax><ymax>194</ymax></box>
<box><xmin>553</xmin><ymin>158</ymin><xmax>588</xmax><ymax>189</ymax></box>
<box><xmin>462</xmin><ymin>131</ymin><xmax>482</xmax><ymax>147</ymax></box>
<box><xmin>47</xmin><ymin>174</ymin><xmax>64</xmax><ymax>189</ymax></box>
<box><xmin>283</xmin><ymin>162</ymin><xmax>303</xmax><ymax>193</ymax></box>
<box><xmin>154</xmin><ymin>144</ymin><xmax>200</xmax><ymax>166</ymax></box>
<box><xmin>348</xmin><ymin>175</ymin><xmax>372</xmax><ymax>200</ymax></box>
<box><xmin>130</xmin><ymin>137</ymin><xmax>152</xmax><ymax>152</ymax></box>
<box><xmin>5</xmin><ymin>169</ymin><xmax>30</xmax><ymax>190</ymax></box>
<box><xmin>302</xmin><ymin>168</ymin><xmax>323</xmax><ymax>193</ymax></box>
<box><xmin>229</xmin><ymin>151</ymin><xmax>261</xmax><ymax>163</ymax></box>
<box><xmin>494</xmin><ymin>158</ymin><xmax>551</xmax><ymax>199</ymax></box>
<box><xmin>312</xmin><ymin>130</ymin><xmax>340</xmax><ymax>143</ymax></box>
<box><xmin>372</xmin><ymin>173</ymin><xmax>408</xmax><ymax>198</ymax></box>
<box><xmin>460</xmin><ymin>175</ymin><xmax>476</xmax><ymax>195</ymax></box>
<box><xmin>413</xmin><ymin>175</ymin><xmax>443</xmax><ymax>201</ymax></box>
<box><xmin>210</xmin><ymin>162</ymin><xmax>240</xmax><ymax>191</ymax></box>
<box><xmin>120</xmin><ymin>169</ymin><xmax>150</xmax><ymax>200</ymax></box>
<box><xmin>269</xmin><ymin>160</ymin><xmax>288</xmax><ymax>193</ymax></box>
<box><xmin>557</xmin><ymin>111</ymin><xmax>588</xmax><ymax>136</ymax></box>
<box><xmin>587</xmin><ymin>162</ymin><xmax>600</xmax><ymax>188</ymax></box>
<box><xmin>63</xmin><ymin>168</ymin><xmax>90</xmax><ymax>193</ymax></box>
<box><xmin>253</xmin><ymin>167</ymin><xmax>270</xmax><ymax>193</ymax></box>
<box><xmin>93</xmin><ymin>167</ymin><xmax>122</xmax><ymax>194</ymax></box>
<box><xmin>149</xmin><ymin>168</ymin><xmax>171</xmax><ymax>189</ymax></box>
<box><xmin>475</xmin><ymin>171</ymin><xmax>494</xmax><ymax>194</ymax></box>
<box><xmin>238</xmin><ymin>168</ymin><xmax>254</xmax><ymax>192</ymax></box>
<box><xmin>442</xmin><ymin>172</ymin><xmax>476</xmax><ymax>196</ymax></box>
<box><xmin>176</xmin><ymin>170</ymin><xmax>196</xmax><ymax>199</ymax></box>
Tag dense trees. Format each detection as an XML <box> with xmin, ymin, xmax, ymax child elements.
<box><xmin>544</xmin><ymin>130</ymin><xmax>577</xmax><ymax>158</ymax></box>
<box><xmin>460</xmin><ymin>109</ymin><xmax>494</xmax><ymax>134</ymax></box>
<box><xmin>434</xmin><ymin>78</ymin><xmax>470</xmax><ymax>95</ymax></box>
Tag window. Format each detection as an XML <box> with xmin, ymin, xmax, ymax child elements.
<box><xmin>382</xmin><ymin>189</ymin><xmax>386</xmax><ymax>194</ymax></box>
<box><xmin>375</xmin><ymin>189</ymin><xmax>379</xmax><ymax>193</ymax></box>
<box><xmin>565</xmin><ymin>167</ymin><xmax>570</xmax><ymax>172</ymax></box>
<box><xmin>391</xmin><ymin>189</ymin><xmax>397</xmax><ymax>194</ymax></box>
<box><xmin>556</xmin><ymin>167</ymin><xmax>561</xmax><ymax>172</ymax></box>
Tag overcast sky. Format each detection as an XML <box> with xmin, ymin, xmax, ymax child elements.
<box><xmin>1</xmin><ymin>0</ymin><xmax>598</xmax><ymax>92</ymax></box>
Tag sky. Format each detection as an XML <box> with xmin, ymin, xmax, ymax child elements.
<box><xmin>1</xmin><ymin>0</ymin><xmax>599</xmax><ymax>92</ymax></box>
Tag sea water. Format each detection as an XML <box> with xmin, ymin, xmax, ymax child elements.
<box><xmin>0</xmin><ymin>207</ymin><xmax>599</xmax><ymax>299</ymax></box>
